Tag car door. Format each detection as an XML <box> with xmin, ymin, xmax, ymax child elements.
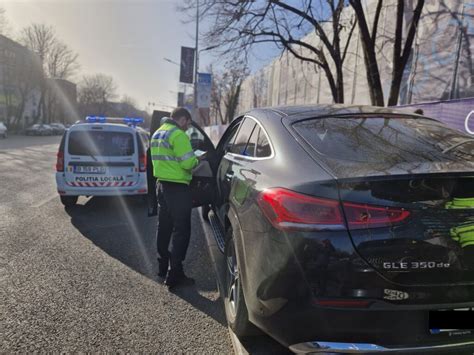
<box><xmin>186</xmin><ymin>122</ymin><xmax>218</xmax><ymax>207</ymax></box>
<box><xmin>215</xmin><ymin>117</ymin><xmax>258</xmax><ymax>224</ymax></box>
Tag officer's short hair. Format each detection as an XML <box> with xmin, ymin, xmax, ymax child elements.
<box><xmin>171</xmin><ymin>107</ymin><xmax>192</xmax><ymax>122</ymax></box>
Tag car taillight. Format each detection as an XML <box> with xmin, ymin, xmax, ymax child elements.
<box><xmin>256</xmin><ymin>188</ymin><xmax>345</xmax><ymax>231</ymax></box>
<box><xmin>256</xmin><ymin>188</ymin><xmax>410</xmax><ymax>231</ymax></box>
<box><xmin>139</xmin><ymin>153</ymin><xmax>146</xmax><ymax>172</ymax></box>
<box><xmin>343</xmin><ymin>202</ymin><xmax>410</xmax><ymax>229</ymax></box>
<box><xmin>56</xmin><ymin>151</ymin><xmax>64</xmax><ymax>172</ymax></box>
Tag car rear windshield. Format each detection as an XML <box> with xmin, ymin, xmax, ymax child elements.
<box><xmin>293</xmin><ymin>116</ymin><xmax>474</xmax><ymax>165</ymax></box>
<box><xmin>68</xmin><ymin>131</ymin><xmax>135</xmax><ymax>156</ymax></box>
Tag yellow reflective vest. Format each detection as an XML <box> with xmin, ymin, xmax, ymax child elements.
<box><xmin>151</xmin><ymin>121</ymin><xmax>198</xmax><ymax>185</ymax></box>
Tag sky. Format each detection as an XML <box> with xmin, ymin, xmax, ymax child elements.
<box><xmin>2</xmin><ymin>0</ymin><xmax>240</xmax><ymax>113</ymax></box>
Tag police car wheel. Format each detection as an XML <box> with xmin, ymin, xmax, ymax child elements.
<box><xmin>60</xmin><ymin>196</ymin><xmax>78</xmax><ymax>207</ymax></box>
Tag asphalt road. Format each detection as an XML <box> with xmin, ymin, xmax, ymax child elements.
<box><xmin>0</xmin><ymin>135</ymin><xmax>232</xmax><ymax>352</ymax></box>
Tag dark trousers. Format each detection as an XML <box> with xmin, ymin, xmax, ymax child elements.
<box><xmin>156</xmin><ymin>181</ymin><xmax>192</xmax><ymax>272</ymax></box>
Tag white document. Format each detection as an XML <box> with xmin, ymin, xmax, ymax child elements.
<box><xmin>194</xmin><ymin>149</ymin><xmax>207</xmax><ymax>158</ymax></box>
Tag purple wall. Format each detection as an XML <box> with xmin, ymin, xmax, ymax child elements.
<box><xmin>399</xmin><ymin>97</ymin><xmax>474</xmax><ymax>136</ymax></box>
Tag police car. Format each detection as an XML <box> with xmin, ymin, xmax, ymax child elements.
<box><xmin>55</xmin><ymin>116</ymin><xmax>149</xmax><ymax>207</ymax></box>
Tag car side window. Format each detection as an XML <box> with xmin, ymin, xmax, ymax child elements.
<box><xmin>223</xmin><ymin>123</ymin><xmax>241</xmax><ymax>153</ymax></box>
<box><xmin>244</xmin><ymin>126</ymin><xmax>259</xmax><ymax>157</ymax></box>
<box><xmin>186</xmin><ymin>127</ymin><xmax>205</xmax><ymax>150</ymax></box>
<box><xmin>230</xmin><ymin>118</ymin><xmax>256</xmax><ymax>155</ymax></box>
<box><xmin>256</xmin><ymin>127</ymin><xmax>272</xmax><ymax>157</ymax></box>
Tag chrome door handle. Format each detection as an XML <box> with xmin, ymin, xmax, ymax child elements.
<box><xmin>225</xmin><ymin>172</ymin><xmax>234</xmax><ymax>181</ymax></box>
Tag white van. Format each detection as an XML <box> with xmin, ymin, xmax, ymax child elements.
<box><xmin>55</xmin><ymin>116</ymin><xmax>149</xmax><ymax>207</ymax></box>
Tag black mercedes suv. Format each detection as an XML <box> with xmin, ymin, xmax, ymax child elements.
<box><xmin>189</xmin><ymin>104</ymin><xmax>474</xmax><ymax>353</ymax></box>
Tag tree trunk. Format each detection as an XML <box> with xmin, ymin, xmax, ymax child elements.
<box><xmin>320</xmin><ymin>64</ymin><xmax>341</xmax><ymax>103</ymax></box>
<box><xmin>34</xmin><ymin>92</ymin><xmax>44</xmax><ymax>123</ymax></box>
<box><xmin>350</xmin><ymin>0</ymin><xmax>385</xmax><ymax>106</ymax></box>
<box><xmin>387</xmin><ymin>0</ymin><xmax>425</xmax><ymax>106</ymax></box>
<box><xmin>336</xmin><ymin>65</ymin><xmax>344</xmax><ymax>103</ymax></box>
<box><xmin>388</xmin><ymin>76</ymin><xmax>403</xmax><ymax>106</ymax></box>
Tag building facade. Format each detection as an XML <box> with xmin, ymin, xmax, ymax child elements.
<box><xmin>0</xmin><ymin>34</ymin><xmax>41</xmax><ymax>127</ymax></box>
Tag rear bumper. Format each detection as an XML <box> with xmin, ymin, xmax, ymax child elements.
<box><xmin>236</xmin><ymin>225</ymin><xmax>474</xmax><ymax>348</ymax></box>
<box><xmin>56</xmin><ymin>173</ymin><xmax>147</xmax><ymax>196</ymax></box>
<box><xmin>290</xmin><ymin>340</ymin><xmax>474</xmax><ymax>354</ymax></box>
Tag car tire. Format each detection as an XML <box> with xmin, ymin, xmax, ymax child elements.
<box><xmin>224</xmin><ymin>229</ymin><xmax>255</xmax><ymax>337</ymax></box>
<box><xmin>201</xmin><ymin>204</ymin><xmax>211</xmax><ymax>222</ymax></box>
<box><xmin>60</xmin><ymin>196</ymin><xmax>78</xmax><ymax>207</ymax></box>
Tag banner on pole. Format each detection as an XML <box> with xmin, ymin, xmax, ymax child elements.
<box><xmin>179</xmin><ymin>47</ymin><xmax>195</xmax><ymax>84</ymax></box>
<box><xmin>197</xmin><ymin>73</ymin><xmax>212</xmax><ymax>108</ymax></box>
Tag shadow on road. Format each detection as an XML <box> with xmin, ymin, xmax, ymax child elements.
<box><xmin>65</xmin><ymin>195</ymin><xmax>227</xmax><ymax>327</ymax></box>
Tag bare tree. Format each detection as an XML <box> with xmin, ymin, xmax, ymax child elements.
<box><xmin>47</xmin><ymin>41</ymin><xmax>79</xmax><ymax>79</ymax></box>
<box><xmin>210</xmin><ymin>62</ymin><xmax>249</xmax><ymax>124</ymax></box>
<box><xmin>78</xmin><ymin>74</ymin><xmax>117</xmax><ymax>116</ymax></box>
<box><xmin>210</xmin><ymin>66</ymin><xmax>224</xmax><ymax>124</ymax></box>
<box><xmin>428</xmin><ymin>1</ymin><xmax>474</xmax><ymax>99</ymax></box>
<box><xmin>181</xmin><ymin>0</ymin><xmax>357</xmax><ymax>104</ymax></box>
<box><xmin>20</xmin><ymin>24</ymin><xmax>79</xmax><ymax>122</ymax></box>
<box><xmin>0</xmin><ymin>7</ymin><xmax>10</xmax><ymax>36</ymax></box>
<box><xmin>349</xmin><ymin>0</ymin><xmax>425</xmax><ymax>106</ymax></box>
<box><xmin>115</xmin><ymin>95</ymin><xmax>140</xmax><ymax>117</ymax></box>
<box><xmin>252</xmin><ymin>69</ymin><xmax>269</xmax><ymax>108</ymax></box>
<box><xmin>121</xmin><ymin>95</ymin><xmax>138</xmax><ymax>109</ymax></box>
<box><xmin>12</xmin><ymin>54</ymin><xmax>43</xmax><ymax>129</ymax></box>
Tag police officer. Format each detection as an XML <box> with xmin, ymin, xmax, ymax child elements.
<box><xmin>151</xmin><ymin>107</ymin><xmax>199</xmax><ymax>289</ymax></box>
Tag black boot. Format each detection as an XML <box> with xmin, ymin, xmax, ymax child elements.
<box><xmin>157</xmin><ymin>259</ymin><xmax>169</xmax><ymax>279</ymax></box>
<box><xmin>165</xmin><ymin>268</ymin><xmax>195</xmax><ymax>289</ymax></box>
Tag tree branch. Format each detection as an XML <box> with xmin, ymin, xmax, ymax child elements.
<box><xmin>371</xmin><ymin>0</ymin><xmax>383</xmax><ymax>46</ymax></box>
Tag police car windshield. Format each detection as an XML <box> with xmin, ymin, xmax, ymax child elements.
<box><xmin>68</xmin><ymin>131</ymin><xmax>134</xmax><ymax>157</ymax></box>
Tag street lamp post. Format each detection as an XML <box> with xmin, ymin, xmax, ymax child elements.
<box><xmin>193</xmin><ymin>1</ymin><xmax>200</xmax><ymax>124</ymax></box>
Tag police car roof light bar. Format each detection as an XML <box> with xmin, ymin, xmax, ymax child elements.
<box><xmin>85</xmin><ymin>116</ymin><xmax>144</xmax><ymax>126</ymax></box>
<box><xmin>85</xmin><ymin>116</ymin><xmax>107</xmax><ymax>123</ymax></box>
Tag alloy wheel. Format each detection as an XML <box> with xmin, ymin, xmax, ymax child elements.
<box><xmin>226</xmin><ymin>241</ymin><xmax>239</xmax><ymax>318</ymax></box>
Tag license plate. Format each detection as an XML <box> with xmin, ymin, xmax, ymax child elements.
<box><xmin>430</xmin><ymin>310</ymin><xmax>474</xmax><ymax>333</ymax></box>
<box><xmin>74</xmin><ymin>165</ymin><xmax>106</xmax><ymax>174</ymax></box>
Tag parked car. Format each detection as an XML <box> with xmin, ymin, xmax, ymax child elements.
<box><xmin>0</xmin><ymin>122</ymin><xmax>7</xmax><ymax>138</ymax></box>
<box><xmin>25</xmin><ymin>124</ymin><xmax>53</xmax><ymax>136</ymax></box>
<box><xmin>42</xmin><ymin>124</ymin><xmax>54</xmax><ymax>135</ymax></box>
<box><xmin>50</xmin><ymin>123</ymin><xmax>66</xmax><ymax>135</ymax></box>
<box><xmin>189</xmin><ymin>104</ymin><xmax>474</xmax><ymax>353</ymax></box>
